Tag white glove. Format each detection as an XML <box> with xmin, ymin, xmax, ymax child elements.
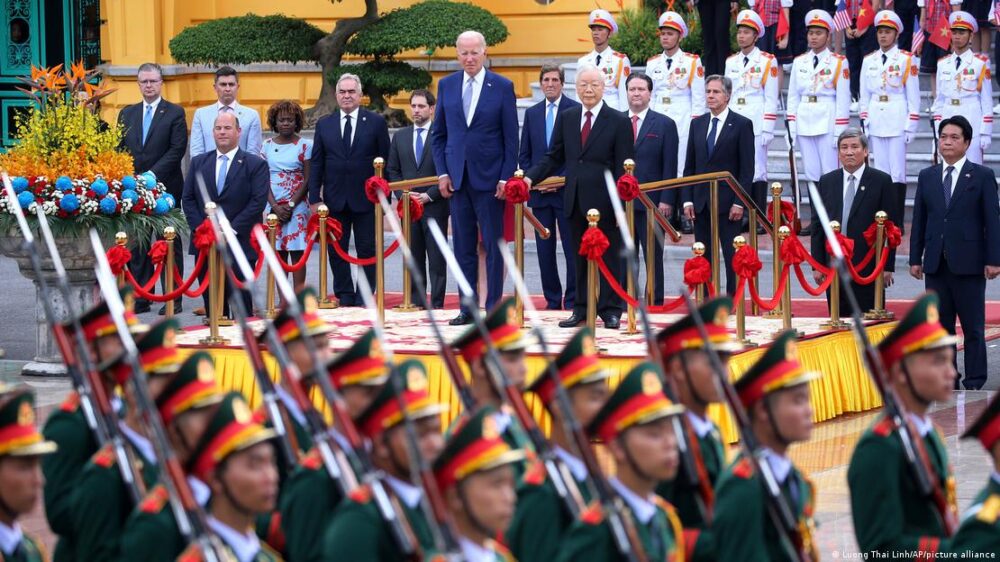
<box><xmin>761</xmin><ymin>131</ymin><xmax>774</xmax><ymax>147</ymax></box>
<box><xmin>904</xmin><ymin>132</ymin><xmax>914</xmax><ymax>144</ymax></box>
<box><xmin>981</xmin><ymin>135</ymin><xmax>992</xmax><ymax>151</ymax></box>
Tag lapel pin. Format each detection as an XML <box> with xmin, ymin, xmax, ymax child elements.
<box><xmin>860</xmin><ymin>186</ymin><xmax>865</xmax><ymax>191</ymax></box>
<box><xmin>965</xmin><ymin>173</ymin><xmax>971</xmax><ymax>178</ymax></box>
<box><xmin>362</xmin><ymin>116</ymin><xmax>367</xmax><ymax>121</ymax></box>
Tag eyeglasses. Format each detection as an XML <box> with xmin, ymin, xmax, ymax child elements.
<box><xmin>138</xmin><ymin>79</ymin><xmax>162</xmax><ymax>85</ymax></box>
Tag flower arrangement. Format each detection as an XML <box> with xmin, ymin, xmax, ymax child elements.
<box><xmin>0</xmin><ymin>62</ymin><xmax>186</xmax><ymax>243</ymax></box>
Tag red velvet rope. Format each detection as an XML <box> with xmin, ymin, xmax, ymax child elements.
<box><xmin>364</xmin><ymin>176</ymin><xmax>390</xmax><ymax>205</ymax></box>
<box><xmin>793</xmin><ymin>264</ymin><xmax>836</xmax><ymax>296</ymax></box>
<box><xmin>124</xmin><ymin>261</ymin><xmax>166</xmax><ymax>293</ymax></box>
<box><xmin>767</xmin><ymin>200</ymin><xmax>798</xmax><ymax>233</ymax></box>
<box><xmin>616</xmin><ymin>174</ymin><xmax>639</xmax><ymax>201</ymax></box>
<box><xmin>397</xmin><ymin>196</ymin><xmax>424</xmax><ymax>222</ymax></box>
<box><xmin>733</xmin><ymin>245</ymin><xmax>786</xmax><ymax>311</ymax></box>
<box><xmin>863</xmin><ymin>220</ymin><xmax>903</xmax><ymax>250</ymax></box>
<box><xmin>306</xmin><ymin>215</ymin><xmax>344</xmax><ymax>241</ymax></box>
<box><xmin>329</xmin><ymin>238</ymin><xmax>400</xmax><ymax>266</ymax></box>
<box><xmin>148</xmin><ymin>240</ymin><xmax>168</xmax><ymax>265</ymax></box>
<box><xmin>129</xmin><ymin>251</ymin><xmax>208</xmax><ymax>302</ymax></box>
<box><xmin>504</xmin><ymin>177</ymin><xmax>530</xmax><ymax>204</ymax></box>
<box><xmin>594</xmin><ymin>259</ymin><xmax>689</xmax><ymax>312</ymax></box>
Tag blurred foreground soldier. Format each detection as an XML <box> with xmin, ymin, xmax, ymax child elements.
<box><xmin>948</xmin><ymin>392</ymin><xmax>1000</xmax><ymax>555</ymax></box>
<box><xmin>579</xmin><ymin>9</ymin><xmax>631</xmax><ymax>110</ymax></box>
<box><xmin>712</xmin><ymin>330</ymin><xmax>820</xmax><ymax>560</ymax></box>
<box><xmin>848</xmin><ymin>293</ymin><xmax>959</xmax><ymax>557</ymax></box>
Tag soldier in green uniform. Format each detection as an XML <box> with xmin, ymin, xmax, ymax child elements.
<box><xmin>0</xmin><ymin>386</ymin><xmax>58</xmax><ymax>562</ymax></box>
<box><xmin>848</xmin><ymin>293</ymin><xmax>960</xmax><ymax>558</ymax></box>
<box><xmin>712</xmin><ymin>330</ymin><xmax>821</xmax><ymax>561</ymax></box>
<box><xmin>179</xmin><ymin>392</ymin><xmax>281</xmax><ymax>562</ymax></box>
<box><xmin>278</xmin><ymin>328</ymin><xmax>388</xmax><ymax>562</ymax></box>
<box><xmin>70</xmin><ymin>318</ymin><xmax>185</xmax><ymax>561</ymax></box>
<box><xmin>654</xmin><ymin>296</ymin><xmax>739</xmax><ymax>561</ymax></box>
<box><xmin>118</xmin><ymin>351</ymin><xmax>226</xmax><ymax>562</ymax></box>
<box><xmin>433</xmin><ymin>406</ymin><xmax>525</xmax><ymax>561</ymax></box>
<box><xmin>949</xmin><ymin>392</ymin><xmax>1000</xmax><ymax>555</ymax></box>
<box><xmin>323</xmin><ymin>359</ymin><xmax>448</xmax><ymax>559</ymax></box>
<box><xmin>507</xmin><ymin>327</ymin><xmax>610</xmax><ymax>562</ymax></box>
<box><xmin>42</xmin><ymin>287</ymin><xmax>144</xmax><ymax>562</ymax></box>
<box><xmin>556</xmin><ymin>361</ymin><xmax>686</xmax><ymax>562</ymax></box>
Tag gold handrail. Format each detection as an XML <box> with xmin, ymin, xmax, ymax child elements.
<box><xmin>638</xmin><ymin>171</ymin><xmax>775</xmax><ymax>237</ymax></box>
<box><xmin>387</xmin><ymin>176</ymin><xmax>438</xmax><ymax>192</ymax></box>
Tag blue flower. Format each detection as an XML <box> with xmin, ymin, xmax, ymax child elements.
<box><xmin>140</xmin><ymin>171</ymin><xmax>157</xmax><ymax>187</ymax></box>
<box><xmin>120</xmin><ymin>176</ymin><xmax>137</xmax><ymax>190</ymax></box>
<box><xmin>56</xmin><ymin>176</ymin><xmax>74</xmax><ymax>191</ymax></box>
<box><xmin>100</xmin><ymin>197</ymin><xmax>118</xmax><ymax>215</ymax></box>
<box><xmin>162</xmin><ymin>193</ymin><xmax>175</xmax><ymax>209</ymax></box>
<box><xmin>121</xmin><ymin>189</ymin><xmax>139</xmax><ymax>203</ymax></box>
<box><xmin>60</xmin><ymin>194</ymin><xmax>80</xmax><ymax>213</ymax></box>
<box><xmin>17</xmin><ymin>191</ymin><xmax>34</xmax><ymax>210</ymax></box>
<box><xmin>11</xmin><ymin>177</ymin><xmax>28</xmax><ymax>193</ymax></box>
<box><xmin>154</xmin><ymin>198</ymin><xmax>170</xmax><ymax>215</ymax></box>
<box><xmin>91</xmin><ymin>178</ymin><xmax>109</xmax><ymax>197</ymax></box>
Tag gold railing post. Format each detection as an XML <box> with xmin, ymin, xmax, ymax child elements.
<box><xmin>512</xmin><ymin>171</ymin><xmax>527</xmax><ymax>326</ymax></box>
<box><xmin>693</xmin><ymin>242</ymin><xmax>706</xmax><ymax>304</ymax></box>
<box><xmin>200</xmin><ymin>203</ymin><xmax>229</xmax><ymax>344</ymax></box>
<box><xmin>821</xmin><ymin>221</ymin><xmax>850</xmax><ymax>331</ymax></box>
<box><xmin>316</xmin><ymin>204</ymin><xmax>337</xmax><ymax>309</ymax></box>
<box><xmin>586</xmin><ymin>209</ymin><xmax>600</xmax><ymax>334</ymax></box>
<box><xmin>733</xmin><ymin>236</ymin><xmax>757</xmax><ymax>347</ymax></box>
<box><xmin>765</xmin><ymin>182</ymin><xmax>784</xmax><ymax>318</ymax></box>
<box><xmin>164</xmin><ymin>227</ymin><xmax>176</xmax><ymax>318</ymax></box>
<box><xmin>646</xmin><ymin>202</ymin><xmax>655</xmax><ymax>307</ymax></box>
<box><xmin>394</xmin><ymin>186</ymin><xmax>419</xmax><ymax>313</ymax></box>
<box><xmin>709</xmin><ymin>179</ymin><xmax>720</xmax><ymax>292</ymax></box>
<box><xmin>115</xmin><ymin>231</ymin><xmax>127</xmax><ymax>289</ymax></box>
<box><xmin>265</xmin><ymin>214</ymin><xmax>278</xmax><ymax>318</ymax></box>
<box><xmin>374</xmin><ymin>158</ymin><xmax>386</xmax><ymax>324</ymax></box>
<box><xmin>623</xmin><ymin>160</ymin><xmax>638</xmax><ymax>335</ymax></box>
<box><xmin>748</xmin><ymin>209</ymin><xmax>760</xmax><ymax>316</ymax></box>
<box><xmin>773</xmin><ymin>226</ymin><xmax>800</xmax><ymax>338</ymax></box>
<box><xmin>865</xmin><ymin>210</ymin><xmax>894</xmax><ymax>320</ymax></box>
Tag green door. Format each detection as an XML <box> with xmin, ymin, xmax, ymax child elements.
<box><xmin>0</xmin><ymin>0</ymin><xmax>44</xmax><ymax>146</ymax></box>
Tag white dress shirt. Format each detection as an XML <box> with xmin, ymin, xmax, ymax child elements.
<box><xmin>275</xmin><ymin>386</ymin><xmax>307</xmax><ymax>427</ymax></box>
<box><xmin>119</xmin><ymin>421</ymin><xmax>157</xmax><ymax>464</ymax></box>
<box><xmin>217</xmin><ymin>100</ymin><xmax>237</xmax><ymax>113</ymax></box>
<box><xmin>143</xmin><ymin>97</ymin><xmax>162</xmax><ymax>116</ymax></box>
<box><xmin>207</xmin><ymin>516</ymin><xmax>262</xmax><ymax>562</ymax></box>
<box><xmin>340</xmin><ymin>108</ymin><xmax>360</xmax><ymax>145</ymax></box>
<box><xmin>581</xmin><ymin>100</ymin><xmax>605</xmax><ymax>129</ymax></box>
<box><xmin>761</xmin><ymin>447</ymin><xmax>793</xmax><ymax>484</ymax></box>
<box><xmin>386</xmin><ymin>475</ymin><xmax>424</xmax><ymax>509</ymax></box>
<box><xmin>908</xmin><ymin>412</ymin><xmax>934</xmax><ymax>437</ymax></box>
<box><xmin>0</xmin><ymin>521</ymin><xmax>23</xmax><ymax>556</ymax></box>
<box><xmin>941</xmin><ymin>156</ymin><xmax>967</xmax><ymax>197</ymax></box>
<box><xmin>215</xmin><ymin>146</ymin><xmax>239</xmax><ymax>190</ymax></box>
<box><xmin>464</xmin><ymin>66</ymin><xmax>487</xmax><ymax>126</ymax></box>
<box><xmin>188</xmin><ymin>475</ymin><xmax>211</xmax><ymax>507</ymax></box>
<box><xmin>412</xmin><ymin>122</ymin><xmax>431</xmax><ymax>161</ymax></box>
<box><xmin>842</xmin><ymin>163</ymin><xmax>866</xmax><ymax>222</ymax></box>
<box><xmin>459</xmin><ymin>537</ymin><xmax>496</xmax><ymax>562</ymax></box>
<box><xmin>554</xmin><ymin>446</ymin><xmax>588</xmax><ymax>482</ymax></box>
<box><xmin>705</xmin><ymin>107</ymin><xmax>729</xmax><ymax>140</ymax></box>
<box><xmin>629</xmin><ymin>107</ymin><xmax>650</xmax><ymax>142</ymax></box>
<box><xmin>685</xmin><ymin>411</ymin><xmax>715</xmax><ymax>439</ymax></box>
<box><xmin>609</xmin><ymin>477</ymin><xmax>656</xmax><ymax>524</ymax></box>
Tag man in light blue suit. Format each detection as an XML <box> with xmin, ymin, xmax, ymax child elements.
<box><xmin>189</xmin><ymin>66</ymin><xmax>262</xmax><ymax>158</ymax></box>
<box><xmin>431</xmin><ymin>30</ymin><xmax>519</xmax><ymax>325</ymax></box>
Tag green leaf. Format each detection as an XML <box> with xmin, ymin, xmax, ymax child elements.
<box><xmin>0</xmin><ymin>210</ymin><xmax>188</xmax><ymax>252</ymax></box>
<box><xmin>169</xmin><ymin>14</ymin><xmax>326</xmax><ymax>65</ymax></box>
<box><xmin>328</xmin><ymin>61</ymin><xmax>432</xmax><ymax>110</ymax></box>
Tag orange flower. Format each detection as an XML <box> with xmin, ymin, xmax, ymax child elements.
<box><xmin>70</xmin><ymin>61</ymin><xmax>86</xmax><ymax>83</ymax></box>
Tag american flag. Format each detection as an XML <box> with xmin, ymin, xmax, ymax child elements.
<box><xmin>911</xmin><ymin>15</ymin><xmax>925</xmax><ymax>52</ymax></box>
<box><xmin>834</xmin><ymin>0</ymin><xmax>852</xmax><ymax>31</ymax></box>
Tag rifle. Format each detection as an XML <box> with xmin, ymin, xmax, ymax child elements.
<box><xmin>1</xmin><ymin>175</ymin><xmax>144</xmax><ymax>507</ymax></box>
<box><xmin>929</xmin><ymin>110</ymin><xmax>940</xmax><ymax>166</ymax></box>
<box><xmin>89</xmin><ymin>231</ymin><xmax>230</xmax><ymax>562</ymax></box>
<box><xmin>496</xmin><ymin>240</ymin><xmax>645</xmax><ymax>562</ymax></box>
<box><xmin>805</xmin><ymin>181</ymin><xmax>958</xmax><ymax>535</ymax></box>
<box><xmin>781</xmin><ymin>94</ymin><xmax>803</xmax><ymax>228</ymax></box>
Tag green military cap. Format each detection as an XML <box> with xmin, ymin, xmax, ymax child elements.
<box><xmin>103</xmin><ymin>317</ymin><xmax>184</xmax><ymax>385</ymax></box>
<box><xmin>587</xmin><ymin>361</ymin><xmax>684</xmax><ymax>442</ymax></box>
<box><xmin>735</xmin><ymin>330</ymin><xmax>820</xmax><ymax>408</ymax></box>
<box><xmin>433</xmin><ymin>406</ymin><xmax>526</xmax><ymax>490</ymax></box>
<box><xmin>961</xmin><ymin>392</ymin><xmax>1000</xmax><ymax>451</ymax></box>
<box><xmin>325</xmin><ymin>328</ymin><xmax>390</xmax><ymax>389</ymax></box>
<box><xmin>656</xmin><ymin>296</ymin><xmax>741</xmax><ymax>357</ymax></box>
<box><xmin>878</xmin><ymin>292</ymin><xmax>960</xmax><ymax>368</ymax></box>
<box><xmin>187</xmin><ymin>391</ymin><xmax>276</xmax><ymax>481</ymax></box>
<box><xmin>527</xmin><ymin>327</ymin><xmax>609</xmax><ymax>405</ymax></box>
<box><xmin>451</xmin><ymin>298</ymin><xmax>530</xmax><ymax>362</ymax></box>
<box><xmin>155</xmin><ymin>351</ymin><xmax>224</xmax><ymax>426</ymax></box>
<box><xmin>260</xmin><ymin>286</ymin><xmax>332</xmax><ymax>345</ymax></box>
<box><xmin>0</xmin><ymin>387</ymin><xmax>57</xmax><ymax>457</ymax></box>
<box><xmin>69</xmin><ymin>285</ymin><xmax>147</xmax><ymax>340</ymax></box>
<box><xmin>356</xmin><ymin>360</ymin><xmax>446</xmax><ymax>439</ymax></box>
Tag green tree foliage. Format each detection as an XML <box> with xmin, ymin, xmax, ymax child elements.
<box><xmin>169</xmin><ymin>14</ymin><xmax>326</xmax><ymax>65</ymax></box>
<box><xmin>327</xmin><ymin>60</ymin><xmax>431</xmax><ymax>112</ymax></box>
<box><xmin>609</xmin><ymin>7</ymin><xmax>661</xmax><ymax>64</ymax></box>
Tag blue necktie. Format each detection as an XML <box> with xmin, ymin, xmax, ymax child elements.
<box><xmin>216</xmin><ymin>154</ymin><xmax>229</xmax><ymax>195</ymax></box>
<box><xmin>545</xmin><ymin>103</ymin><xmax>556</xmax><ymax>147</ymax></box>
<box><xmin>414</xmin><ymin>127</ymin><xmax>425</xmax><ymax>162</ymax></box>
<box><xmin>142</xmin><ymin>105</ymin><xmax>153</xmax><ymax>145</ymax></box>
<box><xmin>943</xmin><ymin>165</ymin><xmax>954</xmax><ymax>207</ymax></box>
<box><xmin>706</xmin><ymin>117</ymin><xmax>719</xmax><ymax>159</ymax></box>
<box><xmin>462</xmin><ymin>78</ymin><xmax>474</xmax><ymax>121</ymax></box>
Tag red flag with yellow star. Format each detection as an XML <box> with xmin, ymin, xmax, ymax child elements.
<box><xmin>856</xmin><ymin>0</ymin><xmax>875</xmax><ymax>29</ymax></box>
<box><xmin>928</xmin><ymin>0</ymin><xmax>953</xmax><ymax>50</ymax></box>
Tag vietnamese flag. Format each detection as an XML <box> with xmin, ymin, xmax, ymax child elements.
<box><xmin>856</xmin><ymin>0</ymin><xmax>876</xmax><ymax>29</ymax></box>
<box><xmin>928</xmin><ymin>1</ymin><xmax>952</xmax><ymax>50</ymax></box>
<box><xmin>776</xmin><ymin>9</ymin><xmax>789</xmax><ymax>40</ymax></box>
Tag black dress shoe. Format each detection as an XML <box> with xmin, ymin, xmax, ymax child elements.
<box><xmin>603</xmin><ymin>316</ymin><xmax>621</xmax><ymax>329</ymax></box>
<box><xmin>158</xmin><ymin>303</ymin><xmax>183</xmax><ymax>315</ymax></box>
<box><xmin>449</xmin><ymin>313</ymin><xmax>472</xmax><ymax>326</ymax></box>
<box><xmin>133</xmin><ymin>300</ymin><xmax>151</xmax><ymax>314</ymax></box>
<box><xmin>558</xmin><ymin>314</ymin><xmax>585</xmax><ymax>328</ymax></box>
<box><xmin>681</xmin><ymin>219</ymin><xmax>694</xmax><ymax>235</ymax></box>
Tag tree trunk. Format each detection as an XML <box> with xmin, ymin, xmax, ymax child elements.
<box><xmin>306</xmin><ymin>0</ymin><xmax>381</xmax><ymax>125</ymax></box>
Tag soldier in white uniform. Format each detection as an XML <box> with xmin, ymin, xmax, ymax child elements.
<box><xmin>578</xmin><ymin>9</ymin><xmax>631</xmax><ymax>111</ymax></box>
<box><xmin>860</xmin><ymin>11</ymin><xmax>921</xmax><ymax>226</ymax></box>
<box><xmin>931</xmin><ymin>11</ymin><xmax>994</xmax><ymax>164</ymax></box>
<box><xmin>725</xmin><ymin>10</ymin><xmax>780</xmax><ymax>214</ymax></box>
<box><xmin>787</xmin><ymin>10</ymin><xmax>851</xmax><ymax>188</ymax></box>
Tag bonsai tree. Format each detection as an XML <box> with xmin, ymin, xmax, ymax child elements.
<box><xmin>169</xmin><ymin>14</ymin><xmax>326</xmax><ymax>66</ymax></box>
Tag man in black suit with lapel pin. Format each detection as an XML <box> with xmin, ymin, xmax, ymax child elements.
<box><xmin>625</xmin><ymin>71</ymin><xmax>679</xmax><ymax>305</ymax></box>
<box><xmin>810</xmin><ymin>128</ymin><xmax>899</xmax><ymax>316</ymax></box>
<box><xmin>181</xmin><ymin>111</ymin><xmax>269</xmax><ymax>318</ymax></box>
<box><xmin>518</xmin><ymin>63</ymin><xmax>580</xmax><ymax>311</ymax></box>
<box><xmin>910</xmin><ymin>115</ymin><xmax>1000</xmax><ymax>390</ymax></box>
<box><xmin>387</xmin><ymin>89</ymin><xmax>448</xmax><ymax>309</ymax></box>
<box><xmin>307</xmin><ymin>73</ymin><xmax>391</xmax><ymax>306</ymax></box>
<box><xmin>118</xmin><ymin>62</ymin><xmax>188</xmax><ymax>314</ymax></box>
<box><xmin>681</xmin><ymin>75</ymin><xmax>755</xmax><ymax>295</ymax></box>
<box><xmin>524</xmin><ymin>64</ymin><xmax>635</xmax><ymax>329</ymax></box>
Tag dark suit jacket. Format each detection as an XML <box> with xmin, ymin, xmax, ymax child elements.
<box><xmin>681</xmin><ymin>110</ymin><xmax>755</xmax><ymax>213</ymax></box>
<box><xmin>181</xmin><ymin>148</ymin><xmax>270</xmax><ymax>255</ymax></box>
<box><xmin>525</xmin><ymin>102</ymin><xmax>635</xmax><ymax>217</ymax></box>
<box><xmin>910</xmin><ymin>160</ymin><xmax>1000</xmax><ymax>275</ymax></box>
<box><xmin>431</xmin><ymin>69</ymin><xmax>518</xmax><ymax>191</ymax></box>
<box><xmin>386</xmin><ymin>124</ymin><xmax>447</xmax><ymax>213</ymax></box>
<box><xmin>811</xmin><ymin>166</ymin><xmax>899</xmax><ymax>273</ymax></box>
<box><xmin>519</xmin><ymin>96</ymin><xmax>580</xmax><ymax>208</ymax></box>
<box><xmin>117</xmin><ymin>99</ymin><xmax>188</xmax><ymax>197</ymax></box>
<box><xmin>307</xmin><ymin>108</ymin><xmax>390</xmax><ymax>213</ymax></box>
<box><xmin>631</xmin><ymin>109</ymin><xmax>680</xmax><ymax>209</ymax></box>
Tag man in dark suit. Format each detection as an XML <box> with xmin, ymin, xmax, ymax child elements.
<box><xmin>910</xmin><ymin>115</ymin><xmax>1000</xmax><ymax>390</ymax></box>
<box><xmin>524</xmin><ymin>64</ymin><xmax>635</xmax><ymax>329</ymax></box>
<box><xmin>307</xmin><ymin>73</ymin><xmax>390</xmax><ymax>306</ymax></box>
<box><xmin>681</xmin><ymin>75</ymin><xmax>755</xmax><ymax>295</ymax></box>
<box><xmin>431</xmin><ymin>30</ymin><xmax>519</xmax><ymax>325</ymax></box>
<box><xmin>518</xmin><ymin>64</ymin><xmax>580</xmax><ymax>311</ymax></box>
<box><xmin>810</xmin><ymin>128</ymin><xmax>899</xmax><ymax>315</ymax></box>
<box><xmin>181</xmin><ymin>112</ymin><xmax>269</xmax><ymax>317</ymax></box>
<box><xmin>118</xmin><ymin>62</ymin><xmax>188</xmax><ymax>314</ymax></box>
<box><xmin>387</xmin><ymin>89</ymin><xmax>448</xmax><ymax>309</ymax></box>
<box><xmin>625</xmin><ymin>71</ymin><xmax>679</xmax><ymax>305</ymax></box>
<box><xmin>695</xmin><ymin>0</ymin><xmax>737</xmax><ymax>74</ymax></box>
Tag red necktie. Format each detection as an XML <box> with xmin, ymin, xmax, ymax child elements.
<box><xmin>631</xmin><ymin>114</ymin><xmax>639</xmax><ymax>142</ymax></box>
<box><xmin>581</xmin><ymin>110</ymin><xmax>593</xmax><ymax>146</ymax></box>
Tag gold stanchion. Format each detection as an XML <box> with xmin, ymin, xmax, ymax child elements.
<box><xmin>200</xmin><ymin>203</ymin><xmax>229</xmax><ymax>344</ymax></box>
<box><xmin>164</xmin><ymin>226</ymin><xmax>176</xmax><ymax>318</ymax></box>
<box><xmin>764</xmin><ymin>182</ymin><xmax>784</xmax><ymax>318</ymax></box>
<box><xmin>115</xmin><ymin>231</ymin><xmax>127</xmax><ymax>289</ymax></box>
<box><xmin>265</xmin><ymin>214</ymin><xmax>278</xmax><ymax>318</ymax></box>
<box><xmin>748</xmin><ymin>209</ymin><xmax>760</xmax><ymax>316</ymax></box>
<box><xmin>733</xmin><ymin>236</ymin><xmax>757</xmax><ymax>348</ymax></box>
<box><xmin>316</xmin><ymin>205</ymin><xmax>337</xmax><ymax>309</ymax></box>
<box><xmin>773</xmin><ymin>225</ymin><xmax>800</xmax><ymax>338</ymax></box>
<box><xmin>394</xmin><ymin>184</ymin><xmax>419</xmax><ymax>313</ymax></box>
<box><xmin>373</xmin><ymin>157</ymin><xmax>386</xmax><ymax>325</ymax></box>
<box><xmin>646</xmin><ymin>199</ymin><xmax>655</xmax><ymax>307</ymax></box>
<box><xmin>693</xmin><ymin>242</ymin><xmax>706</xmax><ymax>304</ymax></box>
<box><xmin>623</xmin><ymin>160</ymin><xmax>638</xmax><ymax>335</ymax></box>
<box><xmin>513</xmin><ymin>171</ymin><xmax>527</xmax><ymax>326</ymax></box>
<box><xmin>709</xmin><ymin>179</ymin><xmax>720</xmax><ymax>292</ymax></box>
<box><xmin>864</xmin><ymin>210</ymin><xmax>894</xmax><ymax>320</ymax></box>
<box><xmin>586</xmin><ymin>209</ymin><xmax>600</xmax><ymax>334</ymax></box>
<box><xmin>821</xmin><ymin>221</ymin><xmax>850</xmax><ymax>330</ymax></box>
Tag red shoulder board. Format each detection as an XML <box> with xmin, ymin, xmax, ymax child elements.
<box><xmin>177</xmin><ymin>544</ymin><xmax>203</xmax><ymax>562</ymax></box>
<box><xmin>60</xmin><ymin>392</ymin><xmax>81</xmax><ymax>413</ymax></box>
<box><xmin>873</xmin><ymin>416</ymin><xmax>895</xmax><ymax>437</ymax></box>
<box><xmin>349</xmin><ymin>484</ymin><xmax>373</xmax><ymax>504</ymax></box>
<box><xmin>732</xmin><ymin>457</ymin><xmax>754</xmax><ymax>479</ymax></box>
<box><xmin>140</xmin><ymin>485</ymin><xmax>170</xmax><ymax>513</ymax></box>
<box><xmin>522</xmin><ymin>459</ymin><xmax>546</xmax><ymax>486</ymax></box>
<box><xmin>975</xmin><ymin>53</ymin><xmax>989</xmax><ymax>62</ymax></box>
<box><xmin>581</xmin><ymin>500</ymin><xmax>605</xmax><ymax>525</ymax></box>
<box><xmin>301</xmin><ymin>448</ymin><xmax>323</xmax><ymax>470</ymax></box>
<box><xmin>92</xmin><ymin>444</ymin><xmax>116</xmax><ymax>468</ymax></box>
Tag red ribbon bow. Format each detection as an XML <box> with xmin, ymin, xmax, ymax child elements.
<box><xmin>504</xmin><ymin>176</ymin><xmax>530</xmax><ymax>205</ymax></box>
<box><xmin>616</xmin><ymin>174</ymin><xmax>640</xmax><ymax>201</ymax></box>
